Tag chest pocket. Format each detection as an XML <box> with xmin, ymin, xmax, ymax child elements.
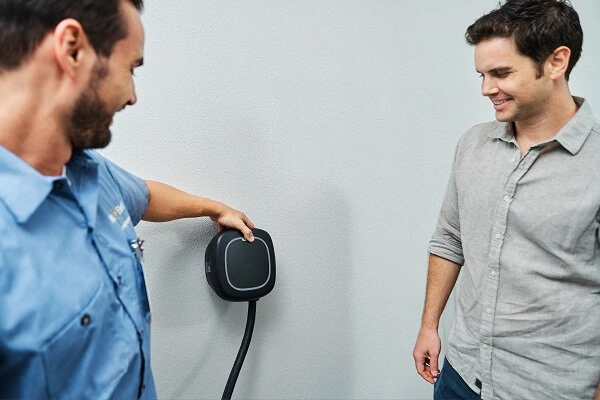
<box><xmin>127</xmin><ymin>235</ymin><xmax>151</xmax><ymax>323</ymax></box>
<box><xmin>41</xmin><ymin>283</ymin><xmax>137</xmax><ymax>399</ymax></box>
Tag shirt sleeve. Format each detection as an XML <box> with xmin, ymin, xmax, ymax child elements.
<box><xmin>428</xmin><ymin>141</ymin><xmax>465</xmax><ymax>266</ymax></box>
<box><xmin>91</xmin><ymin>152</ymin><xmax>149</xmax><ymax>226</ymax></box>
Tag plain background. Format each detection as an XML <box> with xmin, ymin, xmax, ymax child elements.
<box><xmin>102</xmin><ymin>1</ymin><xmax>600</xmax><ymax>398</ymax></box>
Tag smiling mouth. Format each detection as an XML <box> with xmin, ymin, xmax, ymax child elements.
<box><xmin>492</xmin><ymin>99</ymin><xmax>512</xmax><ymax>105</ymax></box>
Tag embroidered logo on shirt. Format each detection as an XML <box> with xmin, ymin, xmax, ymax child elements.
<box><xmin>108</xmin><ymin>202</ymin><xmax>131</xmax><ymax>230</ymax></box>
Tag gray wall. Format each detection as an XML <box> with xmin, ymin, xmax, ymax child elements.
<box><xmin>102</xmin><ymin>1</ymin><xmax>600</xmax><ymax>398</ymax></box>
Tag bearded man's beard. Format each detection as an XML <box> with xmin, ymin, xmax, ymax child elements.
<box><xmin>67</xmin><ymin>61</ymin><xmax>114</xmax><ymax>150</ymax></box>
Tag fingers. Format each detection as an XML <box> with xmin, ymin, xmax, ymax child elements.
<box><xmin>239</xmin><ymin>224</ymin><xmax>255</xmax><ymax>242</ymax></box>
<box><xmin>233</xmin><ymin>211</ymin><xmax>254</xmax><ymax>242</ymax></box>
<box><xmin>430</xmin><ymin>354</ymin><xmax>440</xmax><ymax>380</ymax></box>
<box><xmin>414</xmin><ymin>354</ymin><xmax>429</xmax><ymax>380</ymax></box>
<box><xmin>216</xmin><ymin>208</ymin><xmax>255</xmax><ymax>242</ymax></box>
<box><xmin>413</xmin><ymin>328</ymin><xmax>441</xmax><ymax>385</ymax></box>
<box><xmin>242</xmin><ymin>214</ymin><xmax>256</xmax><ymax>229</ymax></box>
<box><xmin>414</xmin><ymin>354</ymin><xmax>435</xmax><ymax>384</ymax></box>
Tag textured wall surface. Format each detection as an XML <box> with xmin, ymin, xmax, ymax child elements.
<box><xmin>102</xmin><ymin>1</ymin><xmax>600</xmax><ymax>398</ymax></box>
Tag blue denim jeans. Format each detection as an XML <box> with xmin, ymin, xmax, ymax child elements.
<box><xmin>433</xmin><ymin>358</ymin><xmax>481</xmax><ymax>400</ymax></box>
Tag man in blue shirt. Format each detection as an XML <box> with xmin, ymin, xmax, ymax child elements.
<box><xmin>0</xmin><ymin>0</ymin><xmax>255</xmax><ymax>398</ymax></box>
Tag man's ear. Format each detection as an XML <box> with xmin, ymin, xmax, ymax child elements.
<box><xmin>53</xmin><ymin>18</ymin><xmax>94</xmax><ymax>79</ymax></box>
<box><xmin>546</xmin><ymin>46</ymin><xmax>571</xmax><ymax>80</ymax></box>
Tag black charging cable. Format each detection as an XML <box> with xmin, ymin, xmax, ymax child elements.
<box><xmin>222</xmin><ymin>300</ymin><xmax>257</xmax><ymax>400</ymax></box>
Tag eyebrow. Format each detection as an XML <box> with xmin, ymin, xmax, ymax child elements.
<box><xmin>476</xmin><ymin>67</ymin><xmax>512</xmax><ymax>74</ymax></box>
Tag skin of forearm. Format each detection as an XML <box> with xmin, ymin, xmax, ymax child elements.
<box><xmin>142</xmin><ymin>180</ymin><xmax>222</xmax><ymax>222</ymax></box>
<box><xmin>421</xmin><ymin>254</ymin><xmax>461</xmax><ymax>329</ymax></box>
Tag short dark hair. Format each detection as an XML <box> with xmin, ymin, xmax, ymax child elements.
<box><xmin>465</xmin><ymin>0</ymin><xmax>583</xmax><ymax>80</ymax></box>
<box><xmin>0</xmin><ymin>0</ymin><xmax>144</xmax><ymax>71</ymax></box>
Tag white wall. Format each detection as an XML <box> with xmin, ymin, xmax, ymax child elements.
<box><xmin>102</xmin><ymin>1</ymin><xmax>600</xmax><ymax>398</ymax></box>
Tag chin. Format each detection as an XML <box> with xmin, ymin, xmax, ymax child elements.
<box><xmin>72</xmin><ymin>127</ymin><xmax>112</xmax><ymax>150</ymax></box>
<box><xmin>495</xmin><ymin>112</ymin><xmax>515</xmax><ymax>123</ymax></box>
<box><xmin>92</xmin><ymin>129</ymin><xmax>112</xmax><ymax>149</ymax></box>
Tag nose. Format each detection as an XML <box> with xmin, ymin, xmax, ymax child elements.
<box><xmin>481</xmin><ymin>76</ymin><xmax>498</xmax><ymax>97</ymax></box>
<box><xmin>127</xmin><ymin>80</ymin><xmax>137</xmax><ymax>106</ymax></box>
<box><xmin>127</xmin><ymin>90</ymin><xmax>137</xmax><ymax>106</ymax></box>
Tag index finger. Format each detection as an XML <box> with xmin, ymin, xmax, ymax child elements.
<box><xmin>234</xmin><ymin>219</ymin><xmax>254</xmax><ymax>242</ymax></box>
<box><xmin>241</xmin><ymin>214</ymin><xmax>256</xmax><ymax>229</ymax></box>
<box><xmin>414</xmin><ymin>355</ymin><xmax>435</xmax><ymax>384</ymax></box>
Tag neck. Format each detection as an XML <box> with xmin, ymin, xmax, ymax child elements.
<box><xmin>514</xmin><ymin>87</ymin><xmax>578</xmax><ymax>148</ymax></box>
<box><xmin>0</xmin><ymin>65</ymin><xmax>73</xmax><ymax>176</ymax></box>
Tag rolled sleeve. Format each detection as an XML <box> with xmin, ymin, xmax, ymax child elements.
<box><xmin>429</xmin><ymin>148</ymin><xmax>464</xmax><ymax>266</ymax></box>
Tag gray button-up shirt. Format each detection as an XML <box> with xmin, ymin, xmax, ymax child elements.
<box><xmin>429</xmin><ymin>97</ymin><xmax>600</xmax><ymax>399</ymax></box>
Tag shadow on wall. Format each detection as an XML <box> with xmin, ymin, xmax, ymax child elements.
<box><xmin>135</xmin><ymin>218</ymin><xmax>226</xmax><ymax>398</ymax></box>
<box><xmin>241</xmin><ymin>184</ymin><xmax>356</xmax><ymax>399</ymax></box>
<box><xmin>138</xmin><ymin>120</ymin><xmax>356</xmax><ymax>398</ymax></box>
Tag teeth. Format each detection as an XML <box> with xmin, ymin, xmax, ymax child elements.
<box><xmin>493</xmin><ymin>99</ymin><xmax>509</xmax><ymax>105</ymax></box>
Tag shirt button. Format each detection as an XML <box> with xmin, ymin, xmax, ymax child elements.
<box><xmin>486</xmin><ymin>308</ymin><xmax>492</xmax><ymax>314</ymax></box>
<box><xmin>483</xmin><ymin>344</ymin><xmax>488</xmax><ymax>349</ymax></box>
<box><xmin>510</xmin><ymin>158</ymin><xmax>516</xmax><ymax>163</ymax></box>
<box><xmin>490</xmin><ymin>270</ymin><xmax>496</xmax><ymax>277</ymax></box>
<box><xmin>494</xmin><ymin>233</ymin><xmax>502</xmax><ymax>239</ymax></box>
<box><xmin>503</xmin><ymin>194</ymin><xmax>511</xmax><ymax>202</ymax></box>
<box><xmin>117</xmin><ymin>276</ymin><xmax>123</xmax><ymax>285</ymax></box>
<box><xmin>80</xmin><ymin>314</ymin><xmax>91</xmax><ymax>326</ymax></box>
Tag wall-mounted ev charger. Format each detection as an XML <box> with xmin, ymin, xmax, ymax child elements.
<box><xmin>205</xmin><ymin>228</ymin><xmax>275</xmax><ymax>301</ymax></box>
<box><xmin>205</xmin><ymin>228</ymin><xmax>276</xmax><ymax>400</ymax></box>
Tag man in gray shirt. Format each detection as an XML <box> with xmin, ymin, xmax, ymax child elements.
<box><xmin>413</xmin><ymin>0</ymin><xmax>600</xmax><ymax>399</ymax></box>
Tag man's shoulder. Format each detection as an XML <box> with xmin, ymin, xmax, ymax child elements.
<box><xmin>455</xmin><ymin>120</ymin><xmax>505</xmax><ymax>150</ymax></box>
<box><xmin>71</xmin><ymin>150</ymin><xmax>126</xmax><ymax>181</ymax></box>
<box><xmin>463</xmin><ymin>120</ymin><xmax>504</xmax><ymax>138</ymax></box>
<box><xmin>71</xmin><ymin>149</ymin><xmax>105</xmax><ymax>166</ymax></box>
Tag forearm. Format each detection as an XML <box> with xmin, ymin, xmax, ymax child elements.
<box><xmin>142</xmin><ymin>180</ymin><xmax>223</xmax><ymax>222</ymax></box>
<box><xmin>413</xmin><ymin>253</ymin><xmax>461</xmax><ymax>383</ymax></box>
<box><xmin>420</xmin><ymin>253</ymin><xmax>461</xmax><ymax>329</ymax></box>
<box><xmin>141</xmin><ymin>180</ymin><xmax>256</xmax><ymax>241</ymax></box>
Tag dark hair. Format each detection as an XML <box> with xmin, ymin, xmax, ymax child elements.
<box><xmin>465</xmin><ymin>0</ymin><xmax>583</xmax><ymax>80</ymax></box>
<box><xmin>0</xmin><ymin>0</ymin><xmax>144</xmax><ymax>71</ymax></box>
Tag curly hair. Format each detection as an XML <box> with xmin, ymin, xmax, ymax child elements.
<box><xmin>465</xmin><ymin>0</ymin><xmax>583</xmax><ymax>80</ymax></box>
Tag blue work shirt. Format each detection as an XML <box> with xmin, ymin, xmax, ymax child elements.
<box><xmin>0</xmin><ymin>147</ymin><xmax>157</xmax><ymax>399</ymax></box>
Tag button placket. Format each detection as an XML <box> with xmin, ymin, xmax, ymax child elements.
<box><xmin>479</xmin><ymin>147</ymin><xmax>541</xmax><ymax>396</ymax></box>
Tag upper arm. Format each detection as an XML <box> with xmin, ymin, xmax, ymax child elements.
<box><xmin>428</xmin><ymin>141</ymin><xmax>464</xmax><ymax>265</ymax></box>
<box><xmin>92</xmin><ymin>153</ymin><xmax>149</xmax><ymax>226</ymax></box>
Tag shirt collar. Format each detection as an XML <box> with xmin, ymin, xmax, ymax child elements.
<box><xmin>0</xmin><ymin>147</ymin><xmax>97</xmax><ymax>224</ymax></box>
<box><xmin>489</xmin><ymin>97</ymin><xmax>596</xmax><ymax>155</ymax></box>
<box><xmin>554</xmin><ymin>97</ymin><xmax>596</xmax><ymax>155</ymax></box>
<box><xmin>0</xmin><ymin>146</ymin><xmax>56</xmax><ymax>223</ymax></box>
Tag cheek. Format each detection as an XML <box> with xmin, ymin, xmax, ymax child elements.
<box><xmin>520</xmin><ymin>80</ymin><xmax>549</xmax><ymax>102</ymax></box>
<box><xmin>103</xmin><ymin>77</ymin><xmax>130</xmax><ymax>109</ymax></box>
<box><xmin>118</xmin><ymin>76</ymin><xmax>134</xmax><ymax>102</ymax></box>
<box><xmin>501</xmin><ymin>79</ymin><xmax>533</xmax><ymax>100</ymax></box>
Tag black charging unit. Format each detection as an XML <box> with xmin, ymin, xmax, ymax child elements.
<box><xmin>205</xmin><ymin>228</ymin><xmax>276</xmax><ymax>400</ymax></box>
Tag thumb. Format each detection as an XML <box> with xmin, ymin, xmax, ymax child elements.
<box><xmin>431</xmin><ymin>354</ymin><xmax>440</xmax><ymax>378</ymax></box>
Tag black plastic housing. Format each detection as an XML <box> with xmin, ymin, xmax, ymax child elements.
<box><xmin>205</xmin><ymin>228</ymin><xmax>276</xmax><ymax>301</ymax></box>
